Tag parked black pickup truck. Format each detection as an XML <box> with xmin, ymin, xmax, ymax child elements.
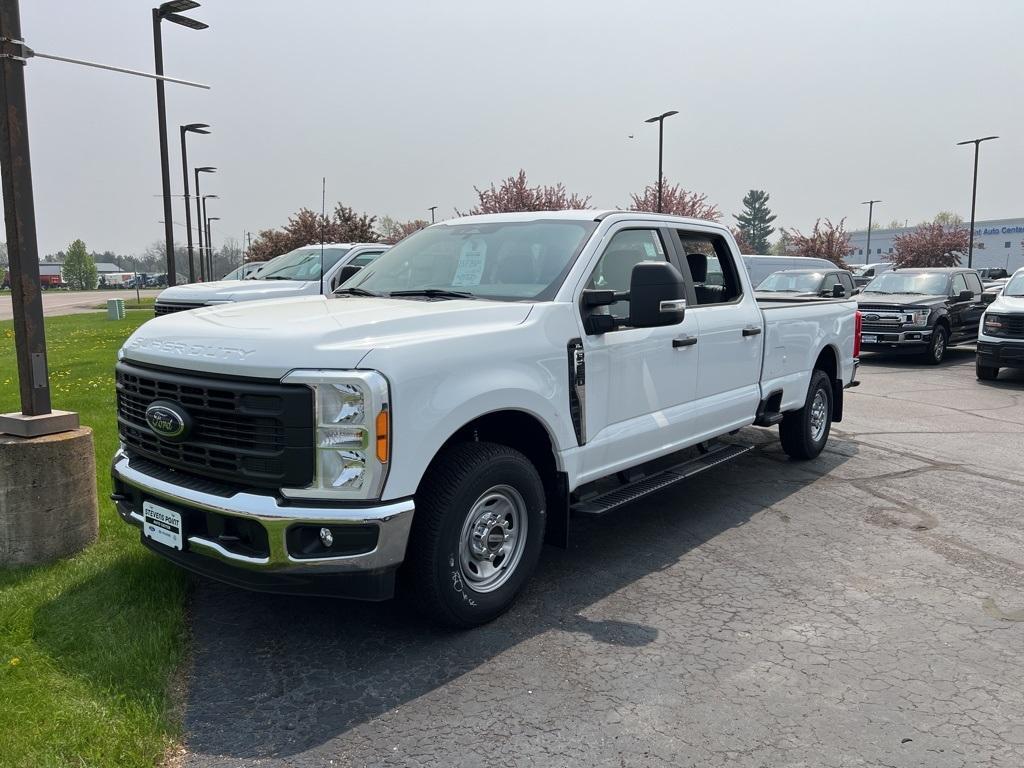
<box><xmin>857</xmin><ymin>267</ymin><xmax>985</xmax><ymax>364</ymax></box>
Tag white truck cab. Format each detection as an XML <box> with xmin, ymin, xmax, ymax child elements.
<box><xmin>113</xmin><ymin>211</ymin><xmax>859</xmax><ymax>627</ymax></box>
<box><xmin>153</xmin><ymin>243</ymin><xmax>389</xmax><ymax>316</ymax></box>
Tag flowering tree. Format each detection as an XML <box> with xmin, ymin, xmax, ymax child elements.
<box><xmin>891</xmin><ymin>222</ymin><xmax>969</xmax><ymax>268</ymax></box>
<box><xmin>783</xmin><ymin>218</ymin><xmax>852</xmax><ymax>268</ymax></box>
<box><xmin>460</xmin><ymin>170</ymin><xmax>591</xmax><ymax>214</ymax></box>
<box><xmin>248</xmin><ymin>204</ymin><xmax>378</xmax><ymax>261</ymax></box>
<box><xmin>730</xmin><ymin>226</ymin><xmax>753</xmax><ymax>254</ymax></box>
<box><xmin>628</xmin><ymin>176</ymin><xmax>721</xmax><ymax>221</ymax></box>
<box><xmin>377</xmin><ymin>217</ymin><xmax>430</xmax><ymax>244</ymax></box>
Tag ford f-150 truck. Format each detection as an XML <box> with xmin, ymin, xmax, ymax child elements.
<box><xmin>153</xmin><ymin>242</ymin><xmax>389</xmax><ymax>316</ymax></box>
<box><xmin>112</xmin><ymin>211</ymin><xmax>859</xmax><ymax>627</ymax></box>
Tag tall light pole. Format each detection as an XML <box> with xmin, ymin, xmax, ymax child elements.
<box><xmin>179</xmin><ymin>122</ymin><xmax>209</xmax><ymax>282</ymax></box>
<box><xmin>201</xmin><ymin>193</ymin><xmax>218</xmax><ymax>280</ymax></box>
<box><xmin>194</xmin><ymin>166</ymin><xmax>215</xmax><ymax>279</ymax></box>
<box><xmin>644</xmin><ymin>110</ymin><xmax>678</xmax><ymax>213</ymax></box>
<box><xmin>956</xmin><ymin>135</ymin><xmax>998</xmax><ymax>269</ymax></box>
<box><xmin>153</xmin><ymin>0</ymin><xmax>207</xmax><ymax>286</ymax></box>
<box><xmin>429</xmin><ymin>205</ymin><xmax>437</xmax><ymax>224</ymax></box>
<box><xmin>206</xmin><ymin>216</ymin><xmax>220</xmax><ymax>278</ymax></box>
<box><xmin>861</xmin><ymin>200</ymin><xmax>881</xmax><ymax>264</ymax></box>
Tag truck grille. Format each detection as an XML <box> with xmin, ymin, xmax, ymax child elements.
<box><xmin>154</xmin><ymin>301</ymin><xmax>205</xmax><ymax>316</ymax></box>
<box><xmin>987</xmin><ymin>315</ymin><xmax>1024</xmax><ymax>339</ymax></box>
<box><xmin>116</xmin><ymin>362</ymin><xmax>315</xmax><ymax>489</ymax></box>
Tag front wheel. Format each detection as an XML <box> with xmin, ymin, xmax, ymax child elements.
<box><xmin>406</xmin><ymin>442</ymin><xmax>546</xmax><ymax>628</ymax></box>
<box><xmin>976</xmin><ymin>361</ymin><xmax>1000</xmax><ymax>381</ymax></box>
<box><xmin>779</xmin><ymin>369</ymin><xmax>833</xmax><ymax>460</ymax></box>
<box><xmin>924</xmin><ymin>325</ymin><xmax>948</xmax><ymax>365</ymax></box>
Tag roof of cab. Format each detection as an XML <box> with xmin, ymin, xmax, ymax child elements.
<box><xmin>438</xmin><ymin>209</ymin><xmax>730</xmax><ymax>230</ymax></box>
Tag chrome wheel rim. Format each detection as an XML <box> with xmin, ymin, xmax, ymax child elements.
<box><xmin>458</xmin><ymin>484</ymin><xmax>528</xmax><ymax>593</ymax></box>
<box><xmin>809</xmin><ymin>390</ymin><xmax>828</xmax><ymax>443</ymax></box>
<box><xmin>933</xmin><ymin>332</ymin><xmax>945</xmax><ymax>360</ymax></box>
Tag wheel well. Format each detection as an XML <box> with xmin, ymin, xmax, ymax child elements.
<box><xmin>426</xmin><ymin>410</ymin><xmax>568</xmax><ymax>546</ymax></box>
<box><xmin>934</xmin><ymin>315</ymin><xmax>950</xmax><ymax>331</ymax></box>
<box><xmin>814</xmin><ymin>344</ymin><xmax>843</xmax><ymax>422</ymax></box>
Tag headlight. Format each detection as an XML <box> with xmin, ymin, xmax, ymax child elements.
<box><xmin>903</xmin><ymin>309</ymin><xmax>931</xmax><ymax>326</ymax></box>
<box><xmin>983</xmin><ymin>314</ymin><xmax>1004</xmax><ymax>335</ymax></box>
<box><xmin>279</xmin><ymin>370</ymin><xmax>390</xmax><ymax>500</ymax></box>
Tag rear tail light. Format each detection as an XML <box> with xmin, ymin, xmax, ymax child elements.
<box><xmin>854</xmin><ymin>310</ymin><xmax>862</xmax><ymax>357</ymax></box>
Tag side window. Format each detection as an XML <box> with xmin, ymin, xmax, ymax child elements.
<box><xmin>674</xmin><ymin>231</ymin><xmax>742</xmax><ymax>305</ymax></box>
<box><xmin>585</xmin><ymin>228</ymin><xmax>667</xmax><ymax>320</ymax></box>
<box><xmin>965</xmin><ymin>272</ymin><xmax>983</xmax><ymax>297</ymax></box>
<box><xmin>839</xmin><ymin>273</ymin><xmax>855</xmax><ymax>293</ymax></box>
<box><xmin>821</xmin><ymin>273</ymin><xmax>840</xmax><ymax>295</ymax></box>
<box><xmin>350</xmin><ymin>250</ymin><xmax>385</xmax><ymax>267</ymax></box>
<box><xmin>951</xmin><ymin>273</ymin><xmax>968</xmax><ymax>297</ymax></box>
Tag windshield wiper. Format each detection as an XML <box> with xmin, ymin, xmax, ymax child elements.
<box><xmin>388</xmin><ymin>289</ymin><xmax>477</xmax><ymax>300</ymax></box>
<box><xmin>259</xmin><ymin>275</ymin><xmax>294</xmax><ymax>280</ymax></box>
<box><xmin>334</xmin><ymin>287</ymin><xmax>379</xmax><ymax>297</ymax></box>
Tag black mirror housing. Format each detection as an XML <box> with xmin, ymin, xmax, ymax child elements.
<box><xmin>333</xmin><ymin>264</ymin><xmax>362</xmax><ymax>291</ymax></box>
<box><xmin>957</xmin><ymin>289</ymin><xmax>974</xmax><ymax>302</ymax></box>
<box><xmin>832</xmin><ymin>284</ymin><xmax>846</xmax><ymax>298</ymax></box>
<box><xmin>628</xmin><ymin>261</ymin><xmax>687</xmax><ymax>328</ymax></box>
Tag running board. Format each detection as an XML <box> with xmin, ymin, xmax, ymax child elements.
<box><xmin>571</xmin><ymin>443</ymin><xmax>753</xmax><ymax>517</ymax></box>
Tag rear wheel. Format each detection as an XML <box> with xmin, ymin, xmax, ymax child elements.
<box><xmin>976</xmin><ymin>360</ymin><xmax>1000</xmax><ymax>381</ymax></box>
<box><xmin>779</xmin><ymin>369</ymin><xmax>833</xmax><ymax>460</ymax></box>
<box><xmin>406</xmin><ymin>442</ymin><xmax>545</xmax><ymax>628</ymax></box>
<box><xmin>924</xmin><ymin>325</ymin><xmax>948</xmax><ymax>365</ymax></box>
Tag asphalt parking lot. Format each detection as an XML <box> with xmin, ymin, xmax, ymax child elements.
<box><xmin>0</xmin><ymin>289</ymin><xmax>160</xmax><ymax>320</ymax></box>
<box><xmin>181</xmin><ymin>346</ymin><xmax>1024</xmax><ymax>768</ymax></box>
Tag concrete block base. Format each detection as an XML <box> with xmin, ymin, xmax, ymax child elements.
<box><xmin>0</xmin><ymin>427</ymin><xmax>98</xmax><ymax>567</ymax></box>
<box><xmin>0</xmin><ymin>409</ymin><xmax>80</xmax><ymax>437</ymax></box>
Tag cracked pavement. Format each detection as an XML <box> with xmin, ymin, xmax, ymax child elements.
<box><xmin>181</xmin><ymin>347</ymin><xmax>1024</xmax><ymax>767</ymax></box>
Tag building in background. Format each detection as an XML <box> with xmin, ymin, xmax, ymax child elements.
<box><xmin>848</xmin><ymin>217</ymin><xmax>1024</xmax><ymax>271</ymax></box>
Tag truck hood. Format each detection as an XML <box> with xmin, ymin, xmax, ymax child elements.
<box><xmin>988</xmin><ymin>293</ymin><xmax>1024</xmax><ymax>314</ymax></box>
<box><xmin>121</xmin><ymin>295</ymin><xmax>533</xmax><ymax>378</ymax></box>
<box><xmin>857</xmin><ymin>292</ymin><xmax>946</xmax><ymax>308</ymax></box>
<box><xmin>156</xmin><ymin>279</ymin><xmax>317</xmax><ymax>303</ymax></box>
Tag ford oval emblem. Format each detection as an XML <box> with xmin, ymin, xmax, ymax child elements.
<box><xmin>864</xmin><ymin>314</ymin><xmax>880</xmax><ymax>322</ymax></box>
<box><xmin>145</xmin><ymin>400</ymin><xmax>190</xmax><ymax>440</ymax></box>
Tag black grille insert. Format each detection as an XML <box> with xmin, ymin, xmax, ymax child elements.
<box><xmin>155</xmin><ymin>301</ymin><xmax>205</xmax><ymax>316</ymax></box>
<box><xmin>116</xmin><ymin>362</ymin><xmax>314</xmax><ymax>489</ymax></box>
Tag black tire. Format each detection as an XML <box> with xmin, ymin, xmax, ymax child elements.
<box><xmin>406</xmin><ymin>442</ymin><xmax>546</xmax><ymax>628</ymax></box>
<box><xmin>779</xmin><ymin>369</ymin><xmax>833</xmax><ymax>460</ymax></box>
<box><xmin>924</xmin><ymin>324</ymin><xmax>948</xmax><ymax>365</ymax></box>
<box><xmin>976</xmin><ymin>360</ymin><xmax>1000</xmax><ymax>381</ymax></box>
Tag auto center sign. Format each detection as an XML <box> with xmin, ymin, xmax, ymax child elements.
<box><xmin>976</xmin><ymin>224</ymin><xmax>1024</xmax><ymax>236</ymax></box>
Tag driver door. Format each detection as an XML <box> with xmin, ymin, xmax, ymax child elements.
<box><xmin>573</xmin><ymin>225</ymin><xmax>700</xmax><ymax>484</ymax></box>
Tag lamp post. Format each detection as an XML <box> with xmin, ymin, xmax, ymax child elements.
<box><xmin>153</xmin><ymin>1</ymin><xmax>207</xmax><ymax>286</ymax></box>
<box><xmin>193</xmin><ymin>166</ymin><xmax>215</xmax><ymax>279</ymax></box>
<box><xmin>179</xmin><ymin>122</ymin><xmax>209</xmax><ymax>282</ymax></box>
<box><xmin>201</xmin><ymin>193</ymin><xmax>218</xmax><ymax>280</ymax></box>
<box><xmin>861</xmin><ymin>200</ymin><xmax>881</xmax><ymax>264</ymax></box>
<box><xmin>429</xmin><ymin>205</ymin><xmax>437</xmax><ymax>224</ymax></box>
<box><xmin>644</xmin><ymin>110</ymin><xmax>678</xmax><ymax>213</ymax></box>
<box><xmin>206</xmin><ymin>216</ymin><xmax>220</xmax><ymax>278</ymax></box>
<box><xmin>956</xmin><ymin>135</ymin><xmax>998</xmax><ymax>269</ymax></box>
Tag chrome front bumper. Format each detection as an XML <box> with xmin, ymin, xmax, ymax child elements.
<box><xmin>111</xmin><ymin>450</ymin><xmax>414</xmax><ymax>575</ymax></box>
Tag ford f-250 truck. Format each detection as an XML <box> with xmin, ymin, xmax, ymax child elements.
<box><xmin>111</xmin><ymin>211</ymin><xmax>859</xmax><ymax>627</ymax></box>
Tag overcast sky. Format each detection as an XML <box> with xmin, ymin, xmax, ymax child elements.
<box><xmin>8</xmin><ymin>0</ymin><xmax>1024</xmax><ymax>258</ymax></box>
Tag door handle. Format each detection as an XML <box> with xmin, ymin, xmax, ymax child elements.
<box><xmin>742</xmin><ymin>326</ymin><xmax>762</xmax><ymax>337</ymax></box>
<box><xmin>673</xmin><ymin>335</ymin><xmax>697</xmax><ymax>348</ymax></box>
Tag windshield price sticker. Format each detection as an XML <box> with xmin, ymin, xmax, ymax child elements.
<box><xmin>452</xmin><ymin>238</ymin><xmax>487</xmax><ymax>287</ymax></box>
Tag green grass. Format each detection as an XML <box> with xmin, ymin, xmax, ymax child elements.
<box><xmin>92</xmin><ymin>296</ymin><xmax>157</xmax><ymax>310</ymax></box>
<box><xmin>0</xmin><ymin>313</ymin><xmax>188</xmax><ymax>768</ymax></box>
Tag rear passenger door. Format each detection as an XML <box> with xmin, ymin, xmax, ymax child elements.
<box><xmin>670</xmin><ymin>228</ymin><xmax>764</xmax><ymax>433</ymax></box>
<box><xmin>960</xmin><ymin>272</ymin><xmax>985</xmax><ymax>337</ymax></box>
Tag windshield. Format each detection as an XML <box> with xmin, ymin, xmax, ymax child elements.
<box><xmin>757</xmin><ymin>272</ymin><xmax>824</xmax><ymax>292</ymax></box>
<box><xmin>221</xmin><ymin>265</ymin><xmax>245</xmax><ymax>281</ymax></box>
<box><xmin>1004</xmin><ymin>273</ymin><xmax>1024</xmax><ymax>297</ymax></box>
<box><xmin>346</xmin><ymin>220</ymin><xmax>598</xmax><ymax>301</ymax></box>
<box><xmin>254</xmin><ymin>246</ymin><xmax>351</xmax><ymax>281</ymax></box>
<box><xmin>853</xmin><ymin>265</ymin><xmax>874</xmax><ymax>276</ymax></box>
<box><xmin>863</xmin><ymin>272</ymin><xmax>949</xmax><ymax>295</ymax></box>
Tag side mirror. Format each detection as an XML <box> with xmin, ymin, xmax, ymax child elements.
<box><xmin>982</xmin><ymin>292</ymin><xmax>997</xmax><ymax>305</ymax></box>
<box><xmin>957</xmin><ymin>289</ymin><xmax>974</xmax><ymax>303</ymax></box>
<box><xmin>628</xmin><ymin>261</ymin><xmax>687</xmax><ymax>328</ymax></box>
<box><xmin>332</xmin><ymin>264</ymin><xmax>362</xmax><ymax>291</ymax></box>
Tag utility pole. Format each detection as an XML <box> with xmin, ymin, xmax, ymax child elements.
<box><xmin>957</xmin><ymin>136</ymin><xmax>998</xmax><ymax>269</ymax></box>
<box><xmin>861</xmin><ymin>200</ymin><xmax>881</xmax><ymax>265</ymax></box>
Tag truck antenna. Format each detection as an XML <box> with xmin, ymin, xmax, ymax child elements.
<box><xmin>319</xmin><ymin>177</ymin><xmax>326</xmax><ymax>297</ymax></box>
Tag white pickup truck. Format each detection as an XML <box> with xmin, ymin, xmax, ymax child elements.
<box><xmin>112</xmin><ymin>211</ymin><xmax>859</xmax><ymax>627</ymax></box>
<box><xmin>153</xmin><ymin>242</ymin><xmax>389</xmax><ymax>316</ymax></box>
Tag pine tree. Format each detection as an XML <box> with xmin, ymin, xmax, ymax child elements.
<box><xmin>62</xmin><ymin>238</ymin><xmax>97</xmax><ymax>290</ymax></box>
<box><xmin>733</xmin><ymin>190</ymin><xmax>777</xmax><ymax>254</ymax></box>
